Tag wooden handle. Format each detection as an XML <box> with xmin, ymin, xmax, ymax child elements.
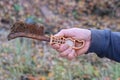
<box><xmin>50</xmin><ymin>35</ymin><xmax>85</xmax><ymax>50</ymax></box>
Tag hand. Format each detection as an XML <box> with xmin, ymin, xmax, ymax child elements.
<box><xmin>51</xmin><ymin>28</ymin><xmax>91</xmax><ymax>60</ymax></box>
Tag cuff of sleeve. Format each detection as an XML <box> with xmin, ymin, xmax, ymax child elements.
<box><xmin>87</xmin><ymin>29</ymin><xmax>108</xmax><ymax>57</ymax></box>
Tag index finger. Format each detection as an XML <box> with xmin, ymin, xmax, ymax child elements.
<box><xmin>54</xmin><ymin>29</ymin><xmax>75</xmax><ymax>37</ymax></box>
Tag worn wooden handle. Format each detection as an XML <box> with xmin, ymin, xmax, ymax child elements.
<box><xmin>50</xmin><ymin>35</ymin><xmax>85</xmax><ymax>50</ymax></box>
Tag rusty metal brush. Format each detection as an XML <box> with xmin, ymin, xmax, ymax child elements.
<box><xmin>7</xmin><ymin>21</ymin><xmax>85</xmax><ymax>50</ymax></box>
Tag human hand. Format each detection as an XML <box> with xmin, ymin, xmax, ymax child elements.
<box><xmin>51</xmin><ymin>28</ymin><xmax>91</xmax><ymax>60</ymax></box>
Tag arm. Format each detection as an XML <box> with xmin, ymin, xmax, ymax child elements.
<box><xmin>88</xmin><ymin>29</ymin><xmax>120</xmax><ymax>62</ymax></box>
<box><xmin>51</xmin><ymin>28</ymin><xmax>120</xmax><ymax>62</ymax></box>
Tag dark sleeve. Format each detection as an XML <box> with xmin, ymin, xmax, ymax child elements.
<box><xmin>87</xmin><ymin>29</ymin><xmax>120</xmax><ymax>62</ymax></box>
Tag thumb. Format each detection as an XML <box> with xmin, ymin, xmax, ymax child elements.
<box><xmin>54</xmin><ymin>29</ymin><xmax>74</xmax><ymax>37</ymax></box>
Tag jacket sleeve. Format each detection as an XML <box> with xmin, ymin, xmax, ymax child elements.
<box><xmin>87</xmin><ymin>29</ymin><xmax>120</xmax><ymax>62</ymax></box>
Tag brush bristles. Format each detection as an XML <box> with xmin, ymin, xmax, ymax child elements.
<box><xmin>10</xmin><ymin>21</ymin><xmax>44</xmax><ymax>35</ymax></box>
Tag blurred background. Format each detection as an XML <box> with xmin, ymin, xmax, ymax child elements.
<box><xmin>0</xmin><ymin>0</ymin><xmax>120</xmax><ymax>80</ymax></box>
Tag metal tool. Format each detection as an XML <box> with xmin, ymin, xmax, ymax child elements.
<box><xmin>7</xmin><ymin>21</ymin><xmax>85</xmax><ymax>50</ymax></box>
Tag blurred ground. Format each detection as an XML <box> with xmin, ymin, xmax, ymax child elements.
<box><xmin>0</xmin><ymin>0</ymin><xmax>120</xmax><ymax>80</ymax></box>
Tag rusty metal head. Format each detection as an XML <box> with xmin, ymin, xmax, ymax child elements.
<box><xmin>7</xmin><ymin>21</ymin><xmax>50</xmax><ymax>41</ymax></box>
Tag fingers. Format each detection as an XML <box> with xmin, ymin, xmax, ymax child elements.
<box><xmin>52</xmin><ymin>43</ymin><xmax>69</xmax><ymax>52</ymax></box>
<box><xmin>57</xmin><ymin>44</ymin><xmax>69</xmax><ymax>52</ymax></box>
<box><xmin>59</xmin><ymin>47</ymin><xmax>76</xmax><ymax>60</ymax></box>
<box><xmin>52</xmin><ymin>44</ymin><xmax>60</xmax><ymax>50</ymax></box>
<box><xmin>67</xmin><ymin>49</ymin><xmax>76</xmax><ymax>60</ymax></box>
<box><xmin>51</xmin><ymin>43</ymin><xmax>76</xmax><ymax>60</ymax></box>
<box><xmin>59</xmin><ymin>46</ymin><xmax>72</xmax><ymax>57</ymax></box>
